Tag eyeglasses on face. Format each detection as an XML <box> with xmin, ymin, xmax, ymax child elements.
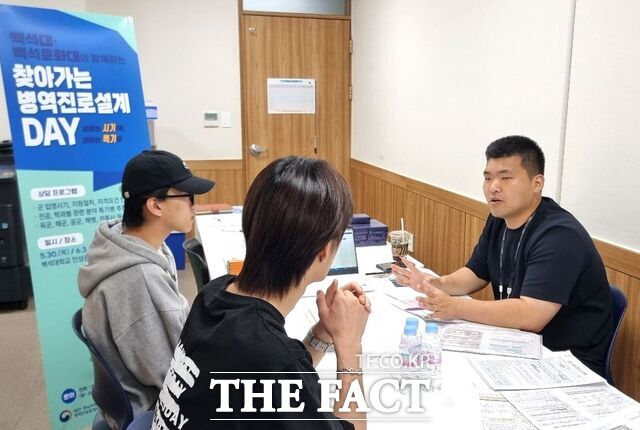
<box><xmin>162</xmin><ymin>193</ymin><xmax>195</xmax><ymax>204</ymax></box>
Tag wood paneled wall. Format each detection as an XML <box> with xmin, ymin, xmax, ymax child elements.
<box><xmin>349</xmin><ymin>159</ymin><xmax>491</xmax><ymax>298</ymax></box>
<box><xmin>350</xmin><ymin>158</ymin><xmax>640</xmax><ymax>401</ymax></box>
<box><xmin>184</xmin><ymin>159</ymin><xmax>245</xmax><ymax>241</ymax></box>
<box><xmin>185</xmin><ymin>159</ymin><xmax>246</xmax><ymax>206</ymax></box>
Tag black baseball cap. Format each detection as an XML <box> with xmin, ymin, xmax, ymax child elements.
<box><xmin>121</xmin><ymin>150</ymin><xmax>215</xmax><ymax>199</ymax></box>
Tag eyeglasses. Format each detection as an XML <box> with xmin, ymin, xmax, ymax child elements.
<box><xmin>162</xmin><ymin>193</ymin><xmax>195</xmax><ymax>204</ymax></box>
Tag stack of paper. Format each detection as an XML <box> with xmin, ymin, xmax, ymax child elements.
<box><xmin>470</xmin><ymin>351</ymin><xmax>640</xmax><ymax>429</ymax></box>
<box><xmin>501</xmin><ymin>384</ymin><xmax>640</xmax><ymax>429</ymax></box>
<box><xmin>469</xmin><ymin>351</ymin><xmax>604</xmax><ymax>391</ymax></box>
<box><xmin>441</xmin><ymin>323</ymin><xmax>542</xmax><ymax>359</ymax></box>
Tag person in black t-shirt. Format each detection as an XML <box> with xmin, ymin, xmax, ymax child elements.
<box><xmin>152</xmin><ymin>157</ymin><xmax>370</xmax><ymax>430</ymax></box>
<box><xmin>393</xmin><ymin>136</ymin><xmax>612</xmax><ymax>376</ymax></box>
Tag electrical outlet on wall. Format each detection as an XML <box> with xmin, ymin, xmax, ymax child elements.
<box><xmin>221</xmin><ymin>111</ymin><xmax>231</xmax><ymax>128</ymax></box>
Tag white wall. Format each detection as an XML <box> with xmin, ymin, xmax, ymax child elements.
<box><xmin>3</xmin><ymin>1</ymin><xmax>639</xmax><ymax>251</ymax></box>
<box><xmin>562</xmin><ymin>0</ymin><xmax>640</xmax><ymax>251</ymax></box>
<box><xmin>351</xmin><ymin>0</ymin><xmax>575</xmax><ymax>202</ymax></box>
<box><xmin>352</xmin><ymin>0</ymin><xmax>640</xmax><ymax>253</ymax></box>
<box><xmin>86</xmin><ymin>0</ymin><xmax>242</xmax><ymax>159</ymax></box>
<box><xmin>0</xmin><ymin>0</ymin><xmax>82</xmax><ymax>8</ymax></box>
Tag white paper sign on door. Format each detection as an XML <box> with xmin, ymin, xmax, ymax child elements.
<box><xmin>267</xmin><ymin>78</ymin><xmax>316</xmax><ymax>114</ymax></box>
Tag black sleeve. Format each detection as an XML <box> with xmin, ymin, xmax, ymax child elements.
<box><xmin>465</xmin><ymin>218</ymin><xmax>492</xmax><ymax>282</ymax></box>
<box><xmin>519</xmin><ymin>226</ymin><xmax>587</xmax><ymax>305</ymax></box>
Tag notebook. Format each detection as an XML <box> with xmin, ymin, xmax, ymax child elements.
<box><xmin>303</xmin><ymin>229</ymin><xmax>366</xmax><ymax>297</ymax></box>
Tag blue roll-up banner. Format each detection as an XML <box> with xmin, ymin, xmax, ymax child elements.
<box><xmin>0</xmin><ymin>5</ymin><xmax>150</xmax><ymax>429</ymax></box>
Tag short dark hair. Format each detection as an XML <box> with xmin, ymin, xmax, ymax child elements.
<box><xmin>122</xmin><ymin>187</ymin><xmax>169</xmax><ymax>228</ymax></box>
<box><xmin>237</xmin><ymin>157</ymin><xmax>353</xmax><ymax>299</ymax></box>
<box><xmin>485</xmin><ymin>135</ymin><xmax>545</xmax><ymax>176</ymax></box>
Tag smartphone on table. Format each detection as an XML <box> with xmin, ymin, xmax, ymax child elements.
<box><xmin>376</xmin><ymin>258</ymin><xmax>407</xmax><ymax>273</ymax></box>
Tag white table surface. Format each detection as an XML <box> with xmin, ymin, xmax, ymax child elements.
<box><xmin>195</xmin><ymin>212</ymin><xmax>244</xmax><ymax>278</ymax></box>
<box><xmin>194</xmin><ymin>212</ymin><xmax>640</xmax><ymax>428</ymax></box>
<box><xmin>286</xmin><ymin>289</ymin><xmax>484</xmax><ymax>429</ymax></box>
<box><xmin>195</xmin><ymin>212</ymin><xmax>411</xmax><ymax>280</ymax></box>
<box><xmin>196</xmin><ymin>212</ymin><xmax>485</xmax><ymax>428</ymax></box>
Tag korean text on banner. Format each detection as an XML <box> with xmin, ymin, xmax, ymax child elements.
<box><xmin>0</xmin><ymin>5</ymin><xmax>149</xmax><ymax>429</ymax></box>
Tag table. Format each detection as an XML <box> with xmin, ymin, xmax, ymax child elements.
<box><xmin>195</xmin><ymin>212</ymin><xmax>244</xmax><ymax>279</ymax></box>
<box><xmin>286</xmin><ymin>289</ymin><xmax>487</xmax><ymax>428</ymax></box>
<box><xmin>194</xmin><ymin>212</ymin><xmax>639</xmax><ymax>429</ymax></box>
<box><xmin>196</xmin><ymin>213</ymin><xmax>483</xmax><ymax>427</ymax></box>
<box><xmin>195</xmin><ymin>212</ymin><xmax>404</xmax><ymax>280</ymax></box>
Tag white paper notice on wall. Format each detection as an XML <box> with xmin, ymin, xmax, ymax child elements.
<box><xmin>267</xmin><ymin>78</ymin><xmax>316</xmax><ymax>114</ymax></box>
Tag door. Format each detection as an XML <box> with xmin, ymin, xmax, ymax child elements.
<box><xmin>240</xmin><ymin>13</ymin><xmax>351</xmax><ymax>185</ymax></box>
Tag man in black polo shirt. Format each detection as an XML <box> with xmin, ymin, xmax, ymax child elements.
<box><xmin>393</xmin><ymin>135</ymin><xmax>613</xmax><ymax>376</ymax></box>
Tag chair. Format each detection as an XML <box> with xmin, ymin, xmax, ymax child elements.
<box><xmin>72</xmin><ymin>309</ymin><xmax>134</xmax><ymax>430</ymax></box>
<box><xmin>183</xmin><ymin>238</ymin><xmax>210</xmax><ymax>292</ymax></box>
<box><xmin>126</xmin><ymin>411</ymin><xmax>154</xmax><ymax>430</ymax></box>
<box><xmin>605</xmin><ymin>284</ymin><xmax>628</xmax><ymax>386</ymax></box>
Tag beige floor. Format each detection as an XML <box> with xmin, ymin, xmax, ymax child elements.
<box><xmin>0</xmin><ymin>266</ymin><xmax>197</xmax><ymax>430</ymax></box>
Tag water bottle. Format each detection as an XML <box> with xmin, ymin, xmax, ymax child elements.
<box><xmin>399</xmin><ymin>318</ymin><xmax>421</xmax><ymax>380</ymax></box>
<box><xmin>421</xmin><ymin>322</ymin><xmax>442</xmax><ymax>391</ymax></box>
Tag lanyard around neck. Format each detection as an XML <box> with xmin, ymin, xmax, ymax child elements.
<box><xmin>498</xmin><ymin>214</ymin><xmax>535</xmax><ymax>300</ymax></box>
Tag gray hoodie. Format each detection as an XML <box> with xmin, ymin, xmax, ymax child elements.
<box><xmin>78</xmin><ymin>220</ymin><xmax>189</xmax><ymax>416</ymax></box>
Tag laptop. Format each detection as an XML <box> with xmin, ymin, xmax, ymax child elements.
<box><xmin>328</xmin><ymin>228</ymin><xmax>359</xmax><ymax>275</ymax></box>
<box><xmin>303</xmin><ymin>229</ymin><xmax>366</xmax><ymax>296</ymax></box>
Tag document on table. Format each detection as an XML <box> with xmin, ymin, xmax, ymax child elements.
<box><xmin>469</xmin><ymin>350</ymin><xmax>605</xmax><ymax>391</ymax></box>
<box><xmin>386</xmin><ymin>298</ymin><xmax>458</xmax><ymax>323</ymax></box>
<box><xmin>595</xmin><ymin>408</ymin><xmax>640</xmax><ymax>430</ymax></box>
<box><xmin>196</xmin><ymin>213</ymin><xmax>246</xmax><ymax>278</ymax></box>
<box><xmin>479</xmin><ymin>392</ymin><xmax>536</xmax><ymax>430</ymax></box>
<box><xmin>501</xmin><ymin>383</ymin><xmax>640</xmax><ymax>430</ymax></box>
<box><xmin>385</xmin><ymin>287</ymin><xmax>468</xmax><ymax>324</ymax></box>
<box><xmin>441</xmin><ymin>323</ymin><xmax>542</xmax><ymax>359</ymax></box>
<box><xmin>385</xmin><ymin>285</ymin><xmax>422</xmax><ymax>309</ymax></box>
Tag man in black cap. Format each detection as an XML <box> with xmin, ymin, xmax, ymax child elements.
<box><xmin>78</xmin><ymin>150</ymin><xmax>214</xmax><ymax>424</ymax></box>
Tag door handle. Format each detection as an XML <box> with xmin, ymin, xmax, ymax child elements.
<box><xmin>249</xmin><ymin>144</ymin><xmax>268</xmax><ymax>156</ymax></box>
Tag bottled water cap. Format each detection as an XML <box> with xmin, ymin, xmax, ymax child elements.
<box><xmin>405</xmin><ymin>317</ymin><xmax>419</xmax><ymax>326</ymax></box>
<box><xmin>403</xmin><ymin>324</ymin><xmax>418</xmax><ymax>335</ymax></box>
<box><xmin>425</xmin><ymin>322</ymin><xmax>439</xmax><ymax>334</ymax></box>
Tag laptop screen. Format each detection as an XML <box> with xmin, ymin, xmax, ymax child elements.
<box><xmin>328</xmin><ymin>228</ymin><xmax>359</xmax><ymax>275</ymax></box>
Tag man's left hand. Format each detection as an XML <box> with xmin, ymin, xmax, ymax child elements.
<box><xmin>416</xmin><ymin>282</ymin><xmax>459</xmax><ymax>320</ymax></box>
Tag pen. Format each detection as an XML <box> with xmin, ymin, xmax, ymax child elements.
<box><xmin>365</xmin><ymin>271</ymin><xmax>385</xmax><ymax>275</ymax></box>
<box><xmin>305</xmin><ymin>309</ymin><xmax>318</xmax><ymax>325</ymax></box>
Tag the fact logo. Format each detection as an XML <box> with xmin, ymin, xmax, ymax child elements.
<box><xmin>210</xmin><ymin>377</ymin><xmax>431</xmax><ymax>415</ymax></box>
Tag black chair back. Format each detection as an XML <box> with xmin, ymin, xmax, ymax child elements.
<box><xmin>605</xmin><ymin>284</ymin><xmax>628</xmax><ymax>386</ymax></box>
<box><xmin>72</xmin><ymin>309</ymin><xmax>133</xmax><ymax>429</ymax></box>
<box><xmin>183</xmin><ymin>238</ymin><xmax>210</xmax><ymax>292</ymax></box>
<box><xmin>126</xmin><ymin>410</ymin><xmax>154</xmax><ymax>430</ymax></box>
